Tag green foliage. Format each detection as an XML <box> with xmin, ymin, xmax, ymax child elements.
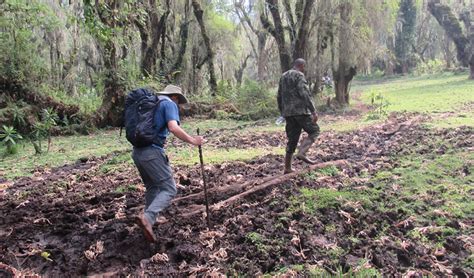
<box><xmin>207</xmin><ymin>11</ymin><xmax>235</xmax><ymax>34</ymax></box>
<box><xmin>11</xmin><ymin>103</ymin><xmax>27</xmax><ymax>128</ymax></box>
<box><xmin>0</xmin><ymin>0</ymin><xmax>59</xmax><ymax>83</ymax></box>
<box><xmin>237</xmin><ymin>80</ymin><xmax>279</xmax><ymax>120</ymax></box>
<box><xmin>0</xmin><ymin>125</ymin><xmax>22</xmax><ymax>155</ymax></box>
<box><xmin>39</xmin><ymin>84</ymin><xmax>101</xmax><ymax>115</ymax></box>
<box><xmin>414</xmin><ymin>59</ymin><xmax>445</xmax><ymax>75</ymax></box>
<box><xmin>31</xmin><ymin>108</ymin><xmax>58</xmax><ymax>154</ymax></box>
<box><xmin>366</xmin><ymin>90</ymin><xmax>390</xmax><ymax>120</ymax></box>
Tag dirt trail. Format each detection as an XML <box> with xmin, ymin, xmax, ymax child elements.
<box><xmin>0</xmin><ymin>114</ymin><xmax>472</xmax><ymax>276</ymax></box>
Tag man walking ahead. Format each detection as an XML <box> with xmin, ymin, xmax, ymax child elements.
<box><xmin>277</xmin><ymin>59</ymin><xmax>320</xmax><ymax>174</ymax></box>
<box><xmin>133</xmin><ymin>85</ymin><xmax>203</xmax><ymax>242</ymax></box>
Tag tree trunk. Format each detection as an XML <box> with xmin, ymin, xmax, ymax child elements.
<box><xmin>234</xmin><ymin>2</ymin><xmax>268</xmax><ymax>81</ymax></box>
<box><xmin>428</xmin><ymin>0</ymin><xmax>470</xmax><ymax>67</ymax></box>
<box><xmin>334</xmin><ymin>67</ymin><xmax>356</xmax><ymax>105</ymax></box>
<box><xmin>171</xmin><ymin>0</ymin><xmax>190</xmax><ymax>81</ymax></box>
<box><xmin>84</xmin><ymin>0</ymin><xmax>127</xmax><ymax>127</ymax></box>
<box><xmin>442</xmin><ymin>32</ymin><xmax>455</xmax><ymax>69</ymax></box>
<box><xmin>261</xmin><ymin>0</ymin><xmax>291</xmax><ymax>72</ymax></box>
<box><xmin>159</xmin><ymin>14</ymin><xmax>167</xmax><ymax>70</ymax></box>
<box><xmin>235</xmin><ymin>54</ymin><xmax>251</xmax><ymax>87</ymax></box>
<box><xmin>191</xmin><ymin>46</ymin><xmax>199</xmax><ymax>95</ymax></box>
<box><xmin>334</xmin><ymin>2</ymin><xmax>356</xmax><ymax>106</ymax></box>
<box><xmin>192</xmin><ymin>0</ymin><xmax>218</xmax><ymax>95</ymax></box>
<box><xmin>94</xmin><ymin>40</ymin><xmax>125</xmax><ymax>127</ymax></box>
<box><xmin>395</xmin><ymin>0</ymin><xmax>417</xmax><ymax>74</ymax></box>
<box><xmin>142</xmin><ymin>9</ymin><xmax>170</xmax><ymax>76</ymax></box>
<box><xmin>293</xmin><ymin>0</ymin><xmax>315</xmax><ymax>60</ymax></box>
<box><xmin>470</xmin><ymin>24</ymin><xmax>474</xmax><ymax>79</ymax></box>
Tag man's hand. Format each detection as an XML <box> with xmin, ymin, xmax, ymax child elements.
<box><xmin>311</xmin><ymin>113</ymin><xmax>318</xmax><ymax>123</ymax></box>
<box><xmin>168</xmin><ymin>120</ymin><xmax>204</xmax><ymax>146</ymax></box>
<box><xmin>191</xmin><ymin>136</ymin><xmax>204</xmax><ymax>146</ymax></box>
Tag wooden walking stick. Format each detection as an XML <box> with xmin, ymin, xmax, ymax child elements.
<box><xmin>197</xmin><ymin>128</ymin><xmax>211</xmax><ymax>228</ymax></box>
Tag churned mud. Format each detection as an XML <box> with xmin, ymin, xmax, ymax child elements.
<box><xmin>1</xmin><ymin>114</ymin><xmax>472</xmax><ymax>276</ymax></box>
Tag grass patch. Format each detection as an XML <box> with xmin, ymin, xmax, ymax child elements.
<box><xmin>100</xmin><ymin>152</ymin><xmax>133</xmax><ymax>174</ymax></box>
<box><xmin>324</xmin><ymin>119</ymin><xmax>381</xmax><ymax>132</ymax></box>
<box><xmin>115</xmin><ymin>184</ymin><xmax>139</xmax><ymax>193</ymax></box>
<box><xmin>354</xmin><ymin>73</ymin><xmax>473</xmax><ymax>113</ymax></box>
<box><xmin>0</xmin><ymin>129</ymin><xmax>129</xmax><ymax>180</ymax></box>
<box><xmin>291</xmin><ymin>149</ymin><xmax>472</xmax><ymax>251</ymax></box>
<box><xmin>426</xmin><ymin>110</ymin><xmax>474</xmax><ymax>128</ymax></box>
<box><xmin>390</xmin><ymin>151</ymin><xmax>474</xmax><ymax>219</ymax></box>
<box><xmin>180</xmin><ymin>118</ymin><xmax>258</xmax><ymax>134</ymax></box>
<box><xmin>168</xmin><ymin>145</ymin><xmax>284</xmax><ymax>166</ymax></box>
<box><xmin>290</xmin><ymin>187</ymin><xmax>373</xmax><ymax>213</ymax></box>
<box><xmin>304</xmin><ymin>165</ymin><xmax>340</xmax><ymax>181</ymax></box>
<box><xmin>0</xmin><ymin>117</ymin><xmax>286</xmax><ymax>180</ymax></box>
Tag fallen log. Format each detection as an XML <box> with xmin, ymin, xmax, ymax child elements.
<box><xmin>179</xmin><ymin>159</ymin><xmax>348</xmax><ymax>218</ymax></box>
<box><xmin>173</xmin><ymin>174</ymin><xmax>277</xmax><ymax>203</ymax></box>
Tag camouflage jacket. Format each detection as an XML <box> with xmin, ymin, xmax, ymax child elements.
<box><xmin>277</xmin><ymin>69</ymin><xmax>316</xmax><ymax>117</ymax></box>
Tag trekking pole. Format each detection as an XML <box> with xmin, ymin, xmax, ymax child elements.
<box><xmin>197</xmin><ymin>128</ymin><xmax>211</xmax><ymax>228</ymax></box>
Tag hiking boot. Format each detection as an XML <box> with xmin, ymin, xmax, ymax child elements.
<box><xmin>135</xmin><ymin>214</ymin><xmax>156</xmax><ymax>243</ymax></box>
<box><xmin>296</xmin><ymin>137</ymin><xmax>316</xmax><ymax>164</ymax></box>
<box><xmin>284</xmin><ymin>153</ymin><xmax>294</xmax><ymax>174</ymax></box>
<box><xmin>295</xmin><ymin>154</ymin><xmax>317</xmax><ymax>164</ymax></box>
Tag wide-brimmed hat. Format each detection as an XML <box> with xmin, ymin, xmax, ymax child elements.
<box><xmin>158</xmin><ymin>85</ymin><xmax>188</xmax><ymax>104</ymax></box>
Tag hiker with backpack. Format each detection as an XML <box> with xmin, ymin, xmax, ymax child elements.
<box><xmin>125</xmin><ymin>85</ymin><xmax>203</xmax><ymax>243</ymax></box>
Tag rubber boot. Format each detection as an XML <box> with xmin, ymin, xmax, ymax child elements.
<box><xmin>296</xmin><ymin>137</ymin><xmax>316</xmax><ymax>164</ymax></box>
<box><xmin>284</xmin><ymin>153</ymin><xmax>294</xmax><ymax>174</ymax></box>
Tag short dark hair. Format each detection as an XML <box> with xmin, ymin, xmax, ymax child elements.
<box><xmin>294</xmin><ymin>58</ymin><xmax>305</xmax><ymax>68</ymax></box>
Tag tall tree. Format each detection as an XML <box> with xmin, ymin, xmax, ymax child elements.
<box><xmin>332</xmin><ymin>1</ymin><xmax>357</xmax><ymax>105</ymax></box>
<box><xmin>428</xmin><ymin>0</ymin><xmax>473</xmax><ymax>79</ymax></box>
<box><xmin>260</xmin><ymin>0</ymin><xmax>316</xmax><ymax>73</ymax></box>
<box><xmin>170</xmin><ymin>0</ymin><xmax>191</xmax><ymax>81</ymax></box>
<box><xmin>84</xmin><ymin>0</ymin><xmax>127</xmax><ymax>127</ymax></box>
<box><xmin>395</xmin><ymin>0</ymin><xmax>417</xmax><ymax>74</ymax></box>
<box><xmin>134</xmin><ymin>0</ymin><xmax>171</xmax><ymax>77</ymax></box>
<box><xmin>234</xmin><ymin>0</ymin><xmax>268</xmax><ymax>81</ymax></box>
<box><xmin>292</xmin><ymin>0</ymin><xmax>315</xmax><ymax>60</ymax></box>
<box><xmin>191</xmin><ymin>0</ymin><xmax>218</xmax><ymax>94</ymax></box>
<box><xmin>260</xmin><ymin>0</ymin><xmax>291</xmax><ymax>72</ymax></box>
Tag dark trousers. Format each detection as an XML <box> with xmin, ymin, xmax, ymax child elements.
<box><xmin>132</xmin><ymin>146</ymin><xmax>177</xmax><ymax>226</ymax></box>
<box><xmin>285</xmin><ymin>115</ymin><xmax>320</xmax><ymax>154</ymax></box>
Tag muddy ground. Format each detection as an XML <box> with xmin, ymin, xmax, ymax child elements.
<box><xmin>0</xmin><ymin>114</ymin><xmax>473</xmax><ymax>277</ymax></box>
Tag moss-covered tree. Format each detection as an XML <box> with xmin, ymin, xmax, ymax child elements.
<box><xmin>428</xmin><ymin>0</ymin><xmax>473</xmax><ymax>79</ymax></box>
<box><xmin>395</xmin><ymin>0</ymin><xmax>417</xmax><ymax>74</ymax></box>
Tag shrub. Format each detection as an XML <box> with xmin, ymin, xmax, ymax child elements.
<box><xmin>0</xmin><ymin>125</ymin><xmax>22</xmax><ymax>155</ymax></box>
<box><xmin>414</xmin><ymin>59</ymin><xmax>445</xmax><ymax>75</ymax></box>
<box><xmin>236</xmin><ymin>80</ymin><xmax>279</xmax><ymax>120</ymax></box>
<box><xmin>366</xmin><ymin>90</ymin><xmax>390</xmax><ymax>120</ymax></box>
<box><xmin>30</xmin><ymin>108</ymin><xmax>58</xmax><ymax>154</ymax></box>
